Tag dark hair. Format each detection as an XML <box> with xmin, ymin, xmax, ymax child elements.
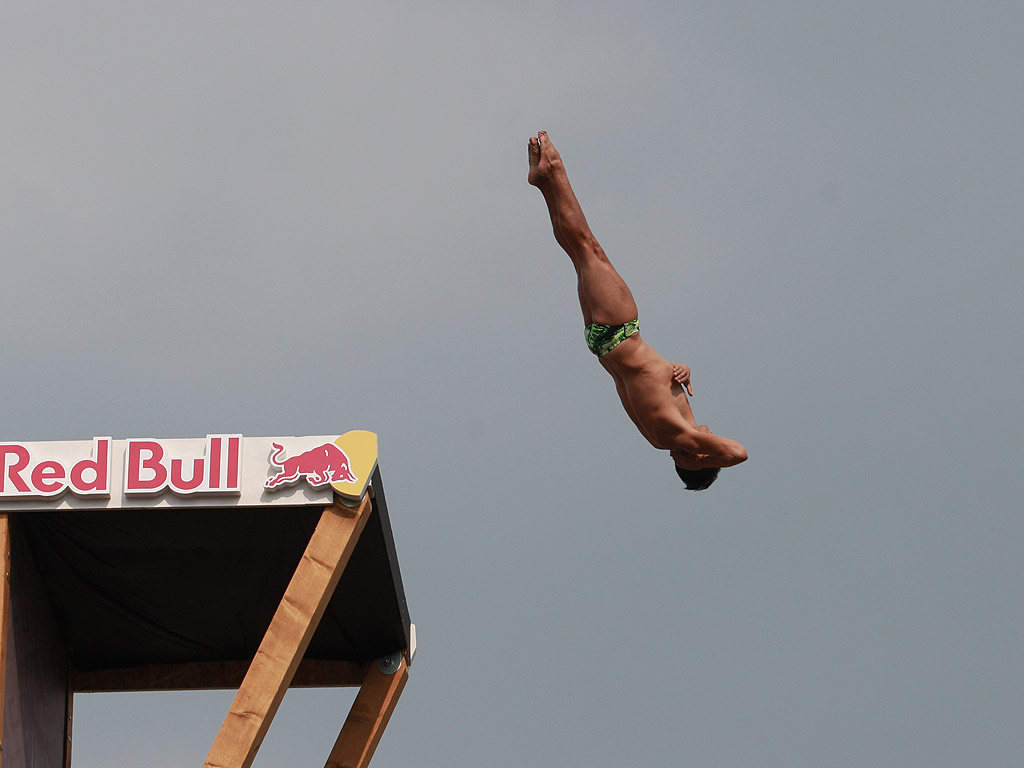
<box><xmin>675</xmin><ymin>464</ymin><xmax>720</xmax><ymax>491</ymax></box>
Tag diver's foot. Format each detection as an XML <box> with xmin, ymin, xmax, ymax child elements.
<box><xmin>527</xmin><ymin>131</ymin><xmax>564</xmax><ymax>186</ymax></box>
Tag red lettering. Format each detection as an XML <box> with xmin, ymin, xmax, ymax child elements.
<box><xmin>31</xmin><ymin>460</ymin><xmax>66</xmax><ymax>495</ymax></box>
<box><xmin>126</xmin><ymin>441</ymin><xmax>167</xmax><ymax>492</ymax></box>
<box><xmin>170</xmin><ymin>457</ymin><xmax>205</xmax><ymax>492</ymax></box>
<box><xmin>70</xmin><ymin>438</ymin><xmax>110</xmax><ymax>495</ymax></box>
<box><xmin>209</xmin><ymin>436</ymin><xmax>222</xmax><ymax>489</ymax></box>
<box><xmin>2</xmin><ymin>436</ymin><xmax>246</xmax><ymax>500</ymax></box>
<box><xmin>226</xmin><ymin>436</ymin><xmax>240</xmax><ymax>491</ymax></box>
<box><xmin>1</xmin><ymin>444</ymin><xmax>31</xmax><ymax>494</ymax></box>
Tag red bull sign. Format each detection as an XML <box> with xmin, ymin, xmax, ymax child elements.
<box><xmin>0</xmin><ymin>431</ymin><xmax>377</xmax><ymax>512</ymax></box>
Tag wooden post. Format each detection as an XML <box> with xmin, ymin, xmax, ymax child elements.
<box><xmin>323</xmin><ymin>655</ymin><xmax>409</xmax><ymax>768</ymax></box>
<box><xmin>0</xmin><ymin>515</ymin><xmax>10</xmax><ymax>768</ymax></box>
<box><xmin>202</xmin><ymin>497</ymin><xmax>371</xmax><ymax>768</ymax></box>
<box><xmin>63</xmin><ymin>684</ymin><xmax>73</xmax><ymax>768</ymax></box>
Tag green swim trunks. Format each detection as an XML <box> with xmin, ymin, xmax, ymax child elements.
<box><xmin>584</xmin><ymin>319</ymin><xmax>640</xmax><ymax>357</ymax></box>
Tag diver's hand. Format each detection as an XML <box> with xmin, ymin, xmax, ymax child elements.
<box><xmin>671</xmin><ymin>363</ymin><xmax>693</xmax><ymax>396</ymax></box>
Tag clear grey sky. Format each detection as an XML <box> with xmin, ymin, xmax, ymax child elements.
<box><xmin>3</xmin><ymin>1</ymin><xmax>1023</xmax><ymax>766</ymax></box>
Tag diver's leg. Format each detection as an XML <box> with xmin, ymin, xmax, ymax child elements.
<box><xmin>529</xmin><ymin>131</ymin><xmax>638</xmax><ymax>326</ymax></box>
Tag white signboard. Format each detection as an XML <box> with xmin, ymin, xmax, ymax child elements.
<box><xmin>0</xmin><ymin>431</ymin><xmax>377</xmax><ymax>511</ymax></box>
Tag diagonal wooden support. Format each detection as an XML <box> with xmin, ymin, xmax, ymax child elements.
<box><xmin>324</xmin><ymin>654</ymin><xmax>409</xmax><ymax>768</ymax></box>
<box><xmin>203</xmin><ymin>497</ymin><xmax>371</xmax><ymax>768</ymax></box>
<box><xmin>0</xmin><ymin>514</ymin><xmax>10</xmax><ymax>768</ymax></box>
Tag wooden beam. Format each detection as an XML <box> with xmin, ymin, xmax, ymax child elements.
<box><xmin>323</xmin><ymin>655</ymin><xmax>409</xmax><ymax>768</ymax></box>
<box><xmin>0</xmin><ymin>514</ymin><xmax>10</xmax><ymax>768</ymax></box>
<box><xmin>71</xmin><ymin>659</ymin><xmax>365</xmax><ymax>693</ymax></box>
<box><xmin>202</xmin><ymin>497</ymin><xmax>371</xmax><ymax>768</ymax></box>
<box><xmin>63</xmin><ymin>683</ymin><xmax>73</xmax><ymax>768</ymax></box>
<box><xmin>2</xmin><ymin>517</ymin><xmax>71</xmax><ymax>768</ymax></box>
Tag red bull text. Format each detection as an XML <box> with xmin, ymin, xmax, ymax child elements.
<box><xmin>0</xmin><ymin>436</ymin><xmax>241</xmax><ymax>499</ymax></box>
<box><xmin>0</xmin><ymin>437</ymin><xmax>111</xmax><ymax>498</ymax></box>
<box><xmin>125</xmin><ymin>436</ymin><xmax>241</xmax><ymax>495</ymax></box>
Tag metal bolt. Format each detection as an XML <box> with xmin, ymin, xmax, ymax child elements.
<box><xmin>375</xmin><ymin>654</ymin><xmax>402</xmax><ymax>675</ymax></box>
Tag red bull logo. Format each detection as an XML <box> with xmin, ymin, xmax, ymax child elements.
<box><xmin>264</xmin><ymin>441</ymin><xmax>358</xmax><ymax>490</ymax></box>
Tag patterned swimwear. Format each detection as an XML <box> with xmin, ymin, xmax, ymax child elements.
<box><xmin>584</xmin><ymin>319</ymin><xmax>640</xmax><ymax>357</ymax></box>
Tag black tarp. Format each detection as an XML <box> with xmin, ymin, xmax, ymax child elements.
<box><xmin>16</xmin><ymin>468</ymin><xmax>410</xmax><ymax>672</ymax></box>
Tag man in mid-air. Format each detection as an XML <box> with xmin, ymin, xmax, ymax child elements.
<box><xmin>528</xmin><ymin>131</ymin><xmax>747</xmax><ymax>490</ymax></box>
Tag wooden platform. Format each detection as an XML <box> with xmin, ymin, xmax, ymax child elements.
<box><xmin>0</xmin><ymin>456</ymin><xmax>412</xmax><ymax>768</ymax></box>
